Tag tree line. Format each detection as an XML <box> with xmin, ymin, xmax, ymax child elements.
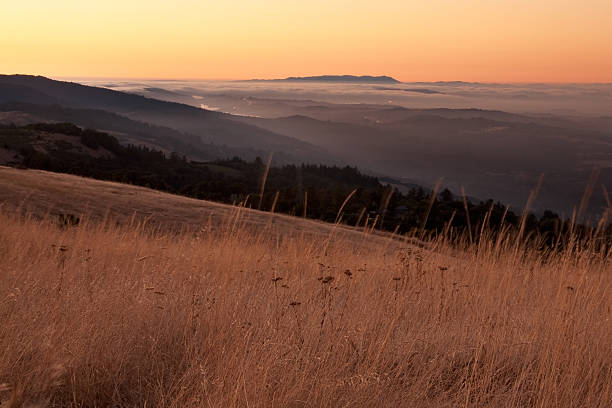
<box><xmin>2</xmin><ymin>122</ymin><xmax>608</xmax><ymax>246</ymax></box>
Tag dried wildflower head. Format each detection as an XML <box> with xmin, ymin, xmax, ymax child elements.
<box><xmin>289</xmin><ymin>301</ymin><xmax>301</xmax><ymax>307</ymax></box>
<box><xmin>271</xmin><ymin>277</ymin><xmax>283</xmax><ymax>283</ymax></box>
<box><xmin>52</xmin><ymin>244</ymin><xmax>70</xmax><ymax>252</ymax></box>
<box><xmin>344</xmin><ymin>269</ymin><xmax>352</xmax><ymax>277</ymax></box>
<box><xmin>321</xmin><ymin>276</ymin><xmax>334</xmax><ymax>284</ymax></box>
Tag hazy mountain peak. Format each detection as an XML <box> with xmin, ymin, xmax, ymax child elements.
<box><xmin>247</xmin><ymin>75</ymin><xmax>401</xmax><ymax>84</ymax></box>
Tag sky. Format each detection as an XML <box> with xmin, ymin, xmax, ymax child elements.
<box><xmin>2</xmin><ymin>0</ymin><xmax>612</xmax><ymax>82</ymax></box>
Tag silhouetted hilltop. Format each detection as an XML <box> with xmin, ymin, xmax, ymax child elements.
<box><xmin>0</xmin><ymin>82</ymin><xmax>61</xmax><ymax>105</ymax></box>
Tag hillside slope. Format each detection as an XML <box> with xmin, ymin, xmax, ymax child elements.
<box><xmin>0</xmin><ymin>75</ymin><xmax>335</xmax><ymax>164</ymax></box>
<box><xmin>0</xmin><ymin>103</ymin><xmax>305</xmax><ymax>162</ymax></box>
<box><xmin>1</xmin><ymin>167</ymin><xmax>610</xmax><ymax>407</ymax></box>
<box><xmin>0</xmin><ymin>166</ymin><xmax>393</xmax><ymax>245</ymax></box>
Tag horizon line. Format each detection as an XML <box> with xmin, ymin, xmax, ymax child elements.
<box><xmin>4</xmin><ymin>73</ymin><xmax>612</xmax><ymax>85</ymax></box>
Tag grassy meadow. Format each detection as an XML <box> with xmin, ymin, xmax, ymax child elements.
<box><xmin>0</xmin><ymin>202</ymin><xmax>610</xmax><ymax>407</ymax></box>
<box><xmin>0</xmin><ymin>167</ymin><xmax>610</xmax><ymax>407</ymax></box>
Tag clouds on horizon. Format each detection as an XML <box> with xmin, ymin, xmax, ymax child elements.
<box><xmin>84</xmin><ymin>79</ymin><xmax>612</xmax><ymax>117</ymax></box>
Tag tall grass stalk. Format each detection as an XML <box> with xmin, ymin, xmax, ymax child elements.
<box><xmin>257</xmin><ymin>153</ymin><xmax>273</xmax><ymax>210</ymax></box>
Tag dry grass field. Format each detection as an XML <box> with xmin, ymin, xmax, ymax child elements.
<box><xmin>0</xmin><ymin>166</ymin><xmax>611</xmax><ymax>407</ymax></box>
<box><xmin>0</xmin><ymin>166</ymin><xmax>358</xmax><ymax>237</ymax></box>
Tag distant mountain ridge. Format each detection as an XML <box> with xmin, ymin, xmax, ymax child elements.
<box><xmin>247</xmin><ymin>75</ymin><xmax>401</xmax><ymax>84</ymax></box>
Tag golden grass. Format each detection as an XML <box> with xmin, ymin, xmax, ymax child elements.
<box><xmin>1</xmin><ymin>166</ymin><xmax>611</xmax><ymax>407</ymax></box>
<box><xmin>1</xmin><ymin>200</ymin><xmax>610</xmax><ymax>407</ymax></box>
<box><xmin>0</xmin><ymin>166</ymin><xmax>380</xmax><ymax>240</ymax></box>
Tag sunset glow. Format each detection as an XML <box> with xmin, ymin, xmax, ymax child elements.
<box><xmin>2</xmin><ymin>0</ymin><xmax>612</xmax><ymax>82</ymax></box>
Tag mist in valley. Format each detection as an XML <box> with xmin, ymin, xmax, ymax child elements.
<box><xmin>79</xmin><ymin>78</ymin><xmax>612</xmax><ymax>219</ymax></box>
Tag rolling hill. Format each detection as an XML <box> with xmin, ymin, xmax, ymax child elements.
<box><xmin>0</xmin><ymin>102</ymin><xmax>304</xmax><ymax>162</ymax></box>
<box><xmin>1</xmin><ymin>165</ymin><xmax>610</xmax><ymax>408</ymax></box>
<box><xmin>0</xmin><ymin>75</ymin><xmax>336</xmax><ymax>165</ymax></box>
<box><xmin>0</xmin><ymin>165</ymin><xmax>396</xmax><ymax>247</ymax></box>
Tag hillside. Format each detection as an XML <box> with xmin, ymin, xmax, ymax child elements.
<box><xmin>0</xmin><ymin>75</ymin><xmax>335</xmax><ymax>165</ymax></box>
<box><xmin>0</xmin><ymin>102</ymin><xmax>259</xmax><ymax>161</ymax></box>
<box><xmin>0</xmin><ymin>123</ymin><xmax>383</xmax><ymax>223</ymax></box>
<box><xmin>0</xmin><ymin>129</ymin><xmax>610</xmax><ymax>408</ymax></box>
<box><xmin>5</xmin><ymin>75</ymin><xmax>608</xmax><ymax>217</ymax></box>
<box><xmin>0</xmin><ymin>165</ymin><xmax>379</xmax><ymax>242</ymax></box>
<box><xmin>4</xmin><ymin>122</ymin><xmax>592</xmax><ymax>243</ymax></box>
<box><xmin>1</xmin><ymin>167</ymin><xmax>610</xmax><ymax>407</ymax></box>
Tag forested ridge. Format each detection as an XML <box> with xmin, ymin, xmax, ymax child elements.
<box><xmin>1</xmin><ymin>122</ymin><xmax>605</xmax><ymax>244</ymax></box>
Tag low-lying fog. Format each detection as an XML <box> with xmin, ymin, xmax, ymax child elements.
<box><xmin>76</xmin><ymin>78</ymin><xmax>612</xmax><ymax>218</ymax></box>
<box><xmin>80</xmin><ymin>79</ymin><xmax>612</xmax><ymax>117</ymax></box>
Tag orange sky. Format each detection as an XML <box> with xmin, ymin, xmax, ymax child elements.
<box><xmin>1</xmin><ymin>1</ymin><xmax>611</xmax><ymax>82</ymax></box>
